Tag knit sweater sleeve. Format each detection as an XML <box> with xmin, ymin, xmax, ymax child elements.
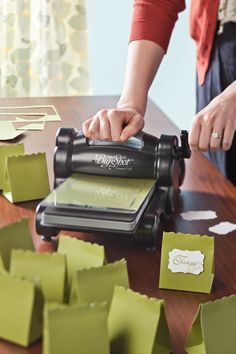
<box><xmin>129</xmin><ymin>0</ymin><xmax>186</xmax><ymax>53</ymax></box>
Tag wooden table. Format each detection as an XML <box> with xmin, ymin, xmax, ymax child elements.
<box><xmin>0</xmin><ymin>96</ymin><xmax>236</xmax><ymax>354</ymax></box>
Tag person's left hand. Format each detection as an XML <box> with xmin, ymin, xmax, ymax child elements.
<box><xmin>189</xmin><ymin>83</ymin><xmax>236</xmax><ymax>151</ymax></box>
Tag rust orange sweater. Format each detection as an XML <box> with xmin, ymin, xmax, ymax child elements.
<box><xmin>129</xmin><ymin>0</ymin><xmax>220</xmax><ymax>85</ymax></box>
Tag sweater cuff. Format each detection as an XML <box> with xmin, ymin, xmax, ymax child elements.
<box><xmin>129</xmin><ymin>1</ymin><xmax>185</xmax><ymax>53</ymax></box>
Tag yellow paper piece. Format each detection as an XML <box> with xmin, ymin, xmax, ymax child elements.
<box><xmin>0</xmin><ymin>121</ymin><xmax>25</xmax><ymax>140</ymax></box>
<box><xmin>0</xmin><ymin>143</ymin><xmax>24</xmax><ymax>189</ymax></box>
<box><xmin>3</xmin><ymin>153</ymin><xmax>50</xmax><ymax>203</ymax></box>
<box><xmin>0</xmin><ymin>105</ymin><xmax>61</xmax><ymax>121</ymax></box>
<box><xmin>15</xmin><ymin>121</ymin><xmax>45</xmax><ymax>131</ymax></box>
<box><xmin>57</xmin><ymin>235</ymin><xmax>105</xmax><ymax>288</ymax></box>
<box><xmin>0</xmin><ymin>273</ymin><xmax>43</xmax><ymax>347</ymax></box>
<box><xmin>0</xmin><ymin>218</ymin><xmax>34</xmax><ymax>271</ymax></box>
<box><xmin>43</xmin><ymin>302</ymin><xmax>109</xmax><ymax>354</ymax></box>
<box><xmin>10</xmin><ymin>250</ymin><xmax>66</xmax><ymax>303</ymax></box>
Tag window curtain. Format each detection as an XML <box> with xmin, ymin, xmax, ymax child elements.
<box><xmin>0</xmin><ymin>0</ymin><xmax>90</xmax><ymax>97</ymax></box>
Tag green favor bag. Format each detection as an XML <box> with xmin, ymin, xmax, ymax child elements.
<box><xmin>108</xmin><ymin>286</ymin><xmax>171</xmax><ymax>354</ymax></box>
<box><xmin>70</xmin><ymin>259</ymin><xmax>129</xmax><ymax>308</ymax></box>
<box><xmin>3</xmin><ymin>152</ymin><xmax>50</xmax><ymax>203</ymax></box>
<box><xmin>43</xmin><ymin>302</ymin><xmax>110</xmax><ymax>354</ymax></box>
<box><xmin>10</xmin><ymin>250</ymin><xmax>66</xmax><ymax>303</ymax></box>
<box><xmin>0</xmin><ymin>218</ymin><xmax>34</xmax><ymax>271</ymax></box>
<box><xmin>159</xmin><ymin>232</ymin><xmax>214</xmax><ymax>293</ymax></box>
<box><xmin>0</xmin><ymin>273</ymin><xmax>43</xmax><ymax>347</ymax></box>
<box><xmin>185</xmin><ymin>295</ymin><xmax>236</xmax><ymax>354</ymax></box>
<box><xmin>0</xmin><ymin>143</ymin><xmax>24</xmax><ymax>189</ymax></box>
<box><xmin>57</xmin><ymin>235</ymin><xmax>105</xmax><ymax>287</ymax></box>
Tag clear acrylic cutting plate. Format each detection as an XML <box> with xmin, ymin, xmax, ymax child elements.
<box><xmin>45</xmin><ymin>173</ymin><xmax>156</xmax><ymax>213</ymax></box>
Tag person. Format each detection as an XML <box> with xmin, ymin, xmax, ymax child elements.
<box><xmin>83</xmin><ymin>0</ymin><xmax>236</xmax><ymax>186</ymax></box>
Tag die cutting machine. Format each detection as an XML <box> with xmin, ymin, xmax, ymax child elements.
<box><xmin>36</xmin><ymin>128</ymin><xmax>191</xmax><ymax>248</ymax></box>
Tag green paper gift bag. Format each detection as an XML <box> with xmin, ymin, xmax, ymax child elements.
<box><xmin>0</xmin><ymin>273</ymin><xmax>43</xmax><ymax>347</ymax></box>
<box><xmin>43</xmin><ymin>302</ymin><xmax>110</xmax><ymax>354</ymax></box>
<box><xmin>185</xmin><ymin>295</ymin><xmax>236</xmax><ymax>354</ymax></box>
<box><xmin>3</xmin><ymin>152</ymin><xmax>50</xmax><ymax>203</ymax></box>
<box><xmin>0</xmin><ymin>144</ymin><xmax>24</xmax><ymax>189</ymax></box>
<box><xmin>159</xmin><ymin>232</ymin><xmax>214</xmax><ymax>293</ymax></box>
<box><xmin>70</xmin><ymin>259</ymin><xmax>129</xmax><ymax>308</ymax></box>
<box><xmin>10</xmin><ymin>250</ymin><xmax>66</xmax><ymax>303</ymax></box>
<box><xmin>0</xmin><ymin>218</ymin><xmax>34</xmax><ymax>271</ymax></box>
<box><xmin>57</xmin><ymin>235</ymin><xmax>105</xmax><ymax>287</ymax></box>
<box><xmin>108</xmin><ymin>286</ymin><xmax>171</xmax><ymax>354</ymax></box>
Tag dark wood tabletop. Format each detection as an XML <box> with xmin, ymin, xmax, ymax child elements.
<box><xmin>0</xmin><ymin>96</ymin><xmax>236</xmax><ymax>354</ymax></box>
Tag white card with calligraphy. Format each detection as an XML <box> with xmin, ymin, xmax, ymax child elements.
<box><xmin>168</xmin><ymin>249</ymin><xmax>205</xmax><ymax>275</ymax></box>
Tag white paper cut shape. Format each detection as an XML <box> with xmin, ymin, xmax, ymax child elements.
<box><xmin>209</xmin><ymin>222</ymin><xmax>236</xmax><ymax>235</ymax></box>
<box><xmin>180</xmin><ymin>210</ymin><xmax>217</xmax><ymax>221</ymax></box>
<box><xmin>168</xmin><ymin>249</ymin><xmax>205</xmax><ymax>275</ymax></box>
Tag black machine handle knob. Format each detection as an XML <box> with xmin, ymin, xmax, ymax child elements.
<box><xmin>179</xmin><ymin>130</ymin><xmax>191</xmax><ymax>159</ymax></box>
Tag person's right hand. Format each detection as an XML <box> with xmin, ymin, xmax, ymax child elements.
<box><xmin>82</xmin><ymin>107</ymin><xmax>144</xmax><ymax>141</ymax></box>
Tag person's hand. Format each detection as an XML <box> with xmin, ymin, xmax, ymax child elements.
<box><xmin>83</xmin><ymin>107</ymin><xmax>144</xmax><ymax>141</ymax></box>
<box><xmin>189</xmin><ymin>87</ymin><xmax>236</xmax><ymax>151</ymax></box>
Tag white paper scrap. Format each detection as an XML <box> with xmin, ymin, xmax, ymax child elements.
<box><xmin>209</xmin><ymin>222</ymin><xmax>236</xmax><ymax>235</ymax></box>
<box><xmin>180</xmin><ymin>210</ymin><xmax>217</xmax><ymax>221</ymax></box>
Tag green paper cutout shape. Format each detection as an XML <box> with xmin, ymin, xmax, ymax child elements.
<box><xmin>57</xmin><ymin>235</ymin><xmax>105</xmax><ymax>287</ymax></box>
<box><xmin>10</xmin><ymin>250</ymin><xmax>66</xmax><ymax>303</ymax></box>
<box><xmin>0</xmin><ymin>255</ymin><xmax>5</xmax><ymax>273</ymax></box>
<box><xmin>15</xmin><ymin>121</ymin><xmax>45</xmax><ymax>130</ymax></box>
<box><xmin>0</xmin><ymin>121</ymin><xmax>26</xmax><ymax>140</ymax></box>
<box><xmin>70</xmin><ymin>259</ymin><xmax>129</xmax><ymax>309</ymax></box>
<box><xmin>43</xmin><ymin>302</ymin><xmax>110</xmax><ymax>354</ymax></box>
<box><xmin>108</xmin><ymin>286</ymin><xmax>171</xmax><ymax>354</ymax></box>
<box><xmin>0</xmin><ymin>273</ymin><xmax>43</xmax><ymax>347</ymax></box>
<box><xmin>159</xmin><ymin>232</ymin><xmax>214</xmax><ymax>293</ymax></box>
<box><xmin>0</xmin><ymin>218</ymin><xmax>34</xmax><ymax>270</ymax></box>
<box><xmin>185</xmin><ymin>295</ymin><xmax>236</xmax><ymax>354</ymax></box>
<box><xmin>0</xmin><ymin>143</ymin><xmax>24</xmax><ymax>189</ymax></box>
<box><xmin>3</xmin><ymin>152</ymin><xmax>50</xmax><ymax>203</ymax></box>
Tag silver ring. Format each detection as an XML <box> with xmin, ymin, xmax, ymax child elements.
<box><xmin>211</xmin><ymin>132</ymin><xmax>223</xmax><ymax>139</ymax></box>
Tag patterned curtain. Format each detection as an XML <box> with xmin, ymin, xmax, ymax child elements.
<box><xmin>0</xmin><ymin>0</ymin><xmax>90</xmax><ymax>97</ymax></box>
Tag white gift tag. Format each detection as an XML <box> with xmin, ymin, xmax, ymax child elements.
<box><xmin>168</xmin><ymin>249</ymin><xmax>205</xmax><ymax>275</ymax></box>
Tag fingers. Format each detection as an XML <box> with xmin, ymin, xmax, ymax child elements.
<box><xmin>120</xmin><ymin>113</ymin><xmax>144</xmax><ymax>141</ymax></box>
<box><xmin>189</xmin><ymin>90</ymin><xmax>236</xmax><ymax>152</ymax></box>
<box><xmin>83</xmin><ymin>108</ymin><xmax>144</xmax><ymax>141</ymax></box>
<box><xmin>222</xmin><ymin>120</ymin><xmax>235</xmax><ymax>151</ymax></box>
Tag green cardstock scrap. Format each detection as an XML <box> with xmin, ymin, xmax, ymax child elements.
<box><xmin>57</xmin><ymin>235</ymin><xmax>105</xmax><ymax>288</ymax></box>
<box><xmin>0</xmin><ymin>121</ymin><xmax>26</xmax><ymax>140</ymax></box>
<box><xmin>0</xmin><ymin>218</ymin><xmax>34</xmax><ymax>270</ymax></box>
<box><xmin>15</xmin><ymin>121</ymin><xmax>45</xmax><ymax>131</ymax></box>
<box><xmin>70</xmin><ymin>259</ymin><xmax>129</xmax><ymax>309</ymax></box>
<box><xmin>43</xmin><ymin>302</ymin><xmax>110</xmax><ymax>354</ymax></box>
<box><xmin>185</xmin><ymin>295</ymin><xmax>236</xmax><ymax>354</ymax></box>
<box><xmin>108</xmin><ymin>286</ymin><xmax>171</xmax><ymax>354</ymax></box>
<box><xmin>0</xmin><ymin>143</ymin><xmax>24</xmax><ymax>189</ymax></box>
<box><xmin>159</xmin><ymin>232</ymin><xmax>214</xmax><ymax>293</ymax></box>
<box><xmin>0</xmin><ymin>273</ymin><xmax>43</xmax><ymax>347</ymax></box>
<box><xmin>3</xmin><ymin>152</ymin><xmax>50</xmax><ymax>203</ymax></box>
<box><xmin>10</xmin><ymin>250</ymin><xmax>66</xmax><ymax>303</ymax></box>
<box><xmin>0</xmin><ymin>255</ymin><xmax>5</xmax><ymax>273</ymax></box>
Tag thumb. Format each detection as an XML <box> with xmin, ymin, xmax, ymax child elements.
<box><xmin>120</xmin><ymin>114</ymin><xmax>144</xmax><ymax>141</ymax></box>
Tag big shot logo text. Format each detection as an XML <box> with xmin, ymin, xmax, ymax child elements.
<box><xmin>95</xmin><ymin>154</ymin><xmax>134</xmax><ymax>170</ymax></box>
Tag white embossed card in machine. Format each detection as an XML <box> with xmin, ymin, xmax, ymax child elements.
<box><xmin>168</xmin><ymin>249</ymin><xmax>205</xmax><ymax>275</ymax></box>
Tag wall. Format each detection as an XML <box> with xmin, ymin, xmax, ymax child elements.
<box><xmin>86</xmin><ymin>0</ymin><xmax>196</xmax><ymax>130</ymax></box>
